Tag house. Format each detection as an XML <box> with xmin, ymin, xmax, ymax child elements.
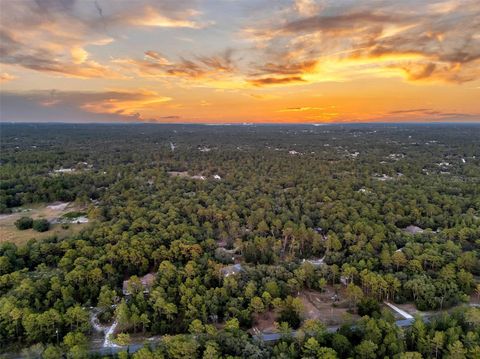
<box><xmin>122</xmin><ymin>273</ymin><xmax>156</xmax><ymax>296</ymax></box>
<box><xmin>53</xmin><ymin>168</ymin><xmax>75</xmax><ymax>173</ymax></box>
<box><xmin>403</xmin><ymin>225</ymin><xmax>424</xmax><ymax>235</ymax></box>
<box><xmin>302</xmin><ymin>256</ymin><xmax>325</xmax><ymax>267</ymax></box>
<box><xmin>221</xmin><ymin>264</ymin><xmax>243</xmax><ymax>277</ymax></box>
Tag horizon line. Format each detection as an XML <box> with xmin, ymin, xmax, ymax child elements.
<box><xmin>1</xmin><ymin>120</ymin><xmax>480</xmax><ymax>126</ymax></box>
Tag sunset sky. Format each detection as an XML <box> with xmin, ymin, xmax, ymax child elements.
<box><xmin>1</xmin><ymin>0</ymin><xmax>479</xmax><ymax>123</ymax></box>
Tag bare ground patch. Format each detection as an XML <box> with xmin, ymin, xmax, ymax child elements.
<box><xmin>299</xmin><ymin>288</ymin><xmax>360</xmax><ymax>326</ymax></box>
<box><xmin>252</xmin><ymin>310</ymin><xmax>278</xmax><ymax>333</ymax></box>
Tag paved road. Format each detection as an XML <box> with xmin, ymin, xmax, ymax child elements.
<box><xmin>255</xmin><ymin>318</ymin><xmax>416</xmax><ymax>342</ymax></box>
<box><xmin>384</xmin><ymin>302</ymin><xmax>414</xmax><ymax>319</ymax></box>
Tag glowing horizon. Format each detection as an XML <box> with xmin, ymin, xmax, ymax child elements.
<box><xmin>1</xmin><ymin>0</ymin><xmax>479</xmax><ymax>123</ymax></box>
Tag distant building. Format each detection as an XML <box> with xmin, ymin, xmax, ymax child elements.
<box><xmin>122</xmin><ymin>273</ymin><xmax>156</xmax><ymax>296</ymax></box>
<box><xmin>221</xmin><ymin>264</ymin><xmax>243</xmax><ymax>277</ymax></box>
<box><xmin>54</xmin><ymin>168</ymin><xmax>75</xmax><ymax>173</ymax></box>
<box><xmin>302</xmin><ymin>256</ymin><xmax>325</xmax><ymax>267</ymax></box>
<box><xmin>403</xmin><ymin>225</ymin><xmax>424</xmax><ymax>235</ymax></box>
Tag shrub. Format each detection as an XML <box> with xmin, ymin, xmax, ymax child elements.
<box><xmin>14</xmin><ymin>216</ymin><xmax>33</xmax><ymax>230</ymax></box>
<box><xmin>357</xmin><ymin>298</ymin><xmax>380</xmax><ymax>317</ymax></box>
<box><xmin>32</xmin><ymin>219</ymin><xmax>50</xmax><ymax>232</ymax></box>
<box><xmin>62</xmin><ymin>211</ymin><xmax>86</xmax><ymax>219</ymax></box>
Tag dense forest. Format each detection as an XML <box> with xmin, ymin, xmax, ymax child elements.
<box><xmin>0</xmin><ymin>123</ymin><xmax>479</xmax><ymax>358</ymax></box>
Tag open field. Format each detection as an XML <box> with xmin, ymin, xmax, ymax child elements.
<box><xmin>0</xmin><ymin>202</ymin><xmax>90</xmax><ymax>244</ymax></box>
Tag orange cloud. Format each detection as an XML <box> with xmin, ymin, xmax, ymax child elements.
<box><xmin>127</xmin><ymin>6</ymin><xmax>202</xmax><ymax>28</ymax></box>
<box><xmin>0</xmin><ymin>72</ymin><xmax>16</xmax><ymax>82</ymax></box>
<box><xmin>80</xmin><ymin>89</ymin><xmax>171</xmax><ymax>119</ymax></box>
<box><xmin>278</xmin><ymin>106</ymin><xmax>327</xmax><ymax>112</ymax></box>
<box><xmin>242</xmin><ymin>0</ymin><xmax>480</xmax><ymax>85</ymax></box>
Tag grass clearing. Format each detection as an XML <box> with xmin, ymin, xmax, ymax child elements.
<box><xmin>0</xmin><ymin>202</ymin><xmax>90</xmax><ymax>245</ymax></box>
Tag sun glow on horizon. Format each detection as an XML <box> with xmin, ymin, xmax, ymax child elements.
<box><xmin>0</xmin><ymin>0</ymin><xmax>479</xmax><ymax>123</ymax></box>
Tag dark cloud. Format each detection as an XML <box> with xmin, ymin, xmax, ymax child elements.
<box><xmin>282</xmin><ymin>12</ymin><xmax>398</xmax><ymax>34</ymax></box>
<box><xmin>158</xmin><ymin>115</ymin><xmax>181</xmax><ymax>120</ymax></box>
<box><xmin>385</xmin><ymin>107</ymin><xmax>479</xmax><ymax>121</ymax></box>
<box><xmin>94</xmin><ymin>0</ymin><xmax>103</xmax><ymax>18</ymax></box>
<box><xmin>249</xmin><ymin>76</ymin><xmax>305</xmax><ymax>86</ymax></box>
<box><xmin>405</xmin><ymin>63</ymin><xmax>437</xmax><ymax>81</ymax></box>
<box><xmin>252</xmin><ymin>59</ymin><xmax>317</xmax><ymax>76</ymax></box>
<box><xmin>198</xmin><ymin>48</ymin><xmax>235</xmax><ymax>72</ymax></box>
<box><xmin>389</xmin><ymin>108</ymin><xmax>436</xmax><ymax>114</ymax></box>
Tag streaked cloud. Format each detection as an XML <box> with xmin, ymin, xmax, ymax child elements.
<box><xmin>115</xmin><ymin>49</ymin><xmax>236</xmax><ymax>80</ymax></box>
<box><xmin>380</xmin><ymin>108</ymin><xmax>480</xmax><ymax>122</ymax></box>
<box><xmin>278</xmin><ymin>106</ymin><xmax>328</xmax><ymax>112</ymax></box>
<box><xmin>249</xmin><ymin>76</ymin><xmax>305</xmax><ymax>86</ymax></box>
<box><xmin>0</xmin><ymin>89</ymin><xmax>172</xmax><ymax>122</ymax></box>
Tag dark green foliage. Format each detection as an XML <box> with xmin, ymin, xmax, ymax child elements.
<box><xmin>278</xmin><ymin>307</ymin><xmax>302</xmax><ymax>329</ymax></box>
<box><xmin>14</xmin><ymin>217</ymin><xmax>33</xmax><ymax>230</ymax></box>
<box><xmin>32</xmin><ymin>219</ymin><xmax>50</xmax><ymax>232</ymax></box>
<box><xmin>357</xmin><ymin>298</ymin><xmax>381</xmax><ymax>317</ymax></box>
<box><xmin>61</xmin><ymin>211</ymin><xmax>86</xmax><ymax>219</ymax></box>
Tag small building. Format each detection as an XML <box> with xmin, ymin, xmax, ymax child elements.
<box><xmin>221</xmin><ymin>264</ymin><xmax>243</xmax><ymax>277</ymax></box>
<box><xmin>122</xmin><ymin>273</ymin><xmax>156</xmax><ymax>296</ymax></box>
<box><xmin>302</xmin><ymin>256</ymin><xmax>325</xmax><ymax>267</ymax></box>
<box><xmin>54</xmin><ymin>168</ymin><xmax>75</xmax><ymax>173</ymax></box>
<box><xmin>403</xmin><ymin>225</ymin><xmax>424</xmax><ymax>235</ymax></box>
